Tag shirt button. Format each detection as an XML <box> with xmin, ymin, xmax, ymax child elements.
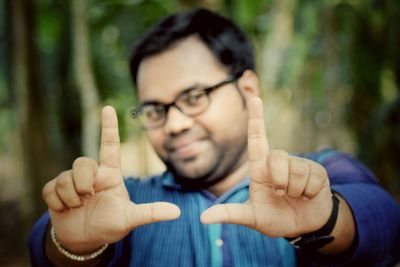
<box><xmin>215</xmin><ymin>239</ymin><xmax>224</xmax><ymax>247</ymax></box>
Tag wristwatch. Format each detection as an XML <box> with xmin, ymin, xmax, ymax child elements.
<box><xmin>285</xmin><ymin>190</ymin><xmax>340</xmax><ymax>251</ymax></box>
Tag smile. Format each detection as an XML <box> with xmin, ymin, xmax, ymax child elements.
<box><xmin>168</xmin><ymin>139</ymin><xmax>206</xmax><ymax>159</ymax></box>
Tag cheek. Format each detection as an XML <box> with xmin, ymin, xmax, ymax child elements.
<box><xmin>199</xmin><ymin>93</ymin><xmax>248</xmax><ymax>140</ymax></box>
<box><xmin>147</xmin><ymin>132</ymin><xmax>166</xmax><ymax>156</ymax></box>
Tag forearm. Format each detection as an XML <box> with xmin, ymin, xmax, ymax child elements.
<box><xmin>332</xmin><ymin>183</ymin><xmax>400</xmax><ymax>263</ymax></box>
<box><xmin>298</xmin><ymin>183</ymin><xmax>400</xmax><ymax>266</ymax></box>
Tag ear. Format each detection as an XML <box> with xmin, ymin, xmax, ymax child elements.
<box><xmin>237</xmin><ymin>70</ymin><xmax>260</xmax><ymax>99</ymax></box>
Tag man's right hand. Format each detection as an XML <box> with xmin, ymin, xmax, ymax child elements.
<box><xmin>42</xmin><ymin>106</ymin><xmax>181</xmax><ymax>256</ymax></box>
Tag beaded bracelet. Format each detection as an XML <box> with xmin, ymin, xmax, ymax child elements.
<box><xmin>50</xmin><ymin>227</ymin><xmax>109</xmax><ymax>261</ymax></box>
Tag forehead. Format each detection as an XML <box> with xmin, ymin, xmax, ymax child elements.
<box><xmin>136</xmin><ymin>35</ymin><xmax>228</xmax><ymax>102</ymax></box>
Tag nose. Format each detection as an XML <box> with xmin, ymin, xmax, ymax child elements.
<box><xmin>163</xmin><ymin>106</ymin><xmax>194</xmax><ymax>135</ymax></box>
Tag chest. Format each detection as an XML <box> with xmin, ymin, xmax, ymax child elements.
<box><xmin>128</xmin><ymin>191</ymin><xmax>295</xmax><ymax>267</ymax></box>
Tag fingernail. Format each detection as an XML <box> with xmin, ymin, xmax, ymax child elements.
<box><xmin>275</xmin><ymin>189</ymin><xmax>285</xmax><ymax>196</ymax></box>
<box><xmin>302</xmin><ymin>196</ymin><xmax>310</xmax><ymax>201</ymax></box>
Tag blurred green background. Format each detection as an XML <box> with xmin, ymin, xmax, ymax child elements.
<box><xmin>1</xmin><ymin>0</ymin><xmax>399</xmax><ymax>266</ymax></box>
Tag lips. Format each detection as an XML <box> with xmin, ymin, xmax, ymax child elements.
<box><xmin>172</xmin><ymin>142</ymin><xmax>198</xmax><ymax>156</ymax></box>
<box><xmin>165</xmin><ymin>136</ymin><xmax>207</xmax><ymax>159</ymax></box>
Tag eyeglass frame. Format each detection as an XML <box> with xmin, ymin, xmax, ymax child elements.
<box><xmin>131</xmin><ymin>71</ymin><xmax>244</xmax><ymax>130</ymax></box>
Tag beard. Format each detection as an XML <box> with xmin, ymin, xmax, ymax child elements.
<box><xmin>163</xmin><ymin>151</ymin><xmax>224</xmax><ymax>190</ymax></box>
<box><xmin>162</xmin><ymin>138</ymin><xmax>247</xmax><ymax>191</ymax></box>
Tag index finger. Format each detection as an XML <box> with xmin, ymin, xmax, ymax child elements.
<box><xmin>248</xmin><ymin>97</ymin><xmax>270</xmax><ymax>178</ymax></box>
<box><xmin>99</xmin><ymin>106</ymin><xmax>121</xmax><ymax>168</ymax></box>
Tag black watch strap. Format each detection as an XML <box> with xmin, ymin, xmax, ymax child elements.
<box><xmin>285</xmin><ymin>190</ymin><xmax>340</xmax><ymax>251</ymax></box>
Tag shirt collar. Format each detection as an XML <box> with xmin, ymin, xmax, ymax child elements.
<box><xmin>161</xmin><ymin>171</ymin><xmax>183</xmax><ymax>190</ymax></box>
<box><xmin>161</xmin><ymin>171</ymin><xmax>250</xmax><ymax>202</ymax></box>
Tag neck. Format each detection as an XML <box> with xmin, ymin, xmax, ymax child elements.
<box><xmin>207</xmin><ymin>159</ymin><xmax>249</xmax><ymax>197</ymax></box>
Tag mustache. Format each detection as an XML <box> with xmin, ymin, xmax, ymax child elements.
<box><xmin>163</xmin><ymin>128</ymin><xmax>208</xmax><ymax>151</ymax></box>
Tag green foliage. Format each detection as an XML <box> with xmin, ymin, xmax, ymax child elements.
<box><xmin>1</xmin><ymin>2</ymin><xmax>399</xmax><ymax>265</ymax></box>
<box><xmin>230</xmin><ymin>0</ymin><xmax>271</xmax><ymax>35</ymax></box>
<box><xmin>2</xmin><ymin>0</ymin><xmax>399</xmax><ymax>194</ymax></box>
<box><xmin>88</xmin><ymin>0</ymin><xmax>182</xmax><ymax>140</ymax></box>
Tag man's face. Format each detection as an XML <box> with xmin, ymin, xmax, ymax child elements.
<box><xmin>136</xmin><ymin>36</ymin><xmax>250</xmax><ymax>187</ymax></box>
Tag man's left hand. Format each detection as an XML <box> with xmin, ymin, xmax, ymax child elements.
<box><xmin>201</xmin><ymin>97</ymin><xmax>334</xmax><ymax>238</ymax></box>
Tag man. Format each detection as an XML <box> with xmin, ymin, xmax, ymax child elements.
<box><xmin>29</xmin><ymin>8</ymin><xmax>399</xmax><ymax>267</ymax></box>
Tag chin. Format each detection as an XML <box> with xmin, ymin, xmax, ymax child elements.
<box><xmin>165</xmin><ymin>159</ymin><xmax>222</xmax><ymax>189</ymax></box>
<box><xmin>172</xmin><ymin>164</ymin><xmax>213</xmax><ymax>180</ymax></box>
<box><xmin>168</xmin><ymin>153</ymin><xmax>214</xmax><ymax>175</ymax></box>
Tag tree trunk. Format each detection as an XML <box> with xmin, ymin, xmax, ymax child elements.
<box><xmin>4</xmin><ymin>5</ymin><xmax>55</xmax><ymax>267</ymax></box>
<box><xmin>8</xmin><ymin>0</ymin><xmax>55</xmax><ymax>219</ymax></box>
<box><xmin>72</xmin><ymin>0</ymin><xmax>100</xmax><ymax>158</ymax></box>
<box><xmin>261</xmin><ymin>0</ymin><xmax>295</xmax><ymax>92</ymax></box>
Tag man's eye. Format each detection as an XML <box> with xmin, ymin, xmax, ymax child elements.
<box><xmin>143</xmin><ymin>106</ymin><xmax>164</xmax><ymax>121</ymax></box>
<box><xmin>183</xmin><ymin>92</ymin><xmax>205</xmax><ymax>106</ymax></box>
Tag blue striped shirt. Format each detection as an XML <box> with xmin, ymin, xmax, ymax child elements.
<box><xmin>123</xmin><ymin>173</ymin><xmax>295</xmax><ymax>267</ymax></box>
<box><xmin>29</xmin><ymin>149</ymin><xmax>400</xmax><ymax>266</ymax></box>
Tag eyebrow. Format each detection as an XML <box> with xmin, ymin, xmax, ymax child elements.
<box><xmin>139</xmin><ymin>83</ymin><xmax>205</xmax><ymax>106</ymax></box>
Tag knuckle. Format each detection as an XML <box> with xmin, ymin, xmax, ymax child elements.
<box><xmin>320</xmin><ymin>167</ymin><xmax>328</xmax><ymax>179</ymax></box>
<box><xmin>287</xmin><ymin>179</ymin><xmax>308</xmax><ymax>197</ymax></box>
<box><xmin>308</xmin><ymin>176</ymin><xmax>323</xmax><ymax>193</ymax></box>
<box><xmin>247</xmin><ymin>129</ymin><xmax>265</xmax><ymax>140</ymax></box>
<box><xmin>272</xmin><ymin>179</ymin><xmax>287</xmax><ymax>189</ymax></box>
<box><xmin>50</xmin><ymin>199</ymin><xmax>66</xmax><ymax>212</ymax></box>
<box><xmin>304</xmin><ymin>180</ymin><xmax>324</xmax><ymax>198</ymax></box>
<box><xmin>42</xmin><ymin>182</ymin><xmax>66</xmax><ymax>211</ymax></box>
<box><xmin>101</xmin><ymin>134</ymin><xmax>120</xmax><ymax>147</ymax></box>
<box><xmin>311</xmin><ymin>162</ymin><xmax>327</xmax><ymax>174</ymax></box>
<box><xmin>310</xmin><ymin>167</ymin><xmax>328</xmax><ymax>184</ymax></box>
<box><xmin>307</xmin><ymin>174</ymin><xmax>319</xmax><ymax>187</ymax></box>
<box><xmin>291</xmin><ymin>168</ymin><xmax>307</xmax><ymax>178</ymax></box>
<box><xmin>75</xmin><ymin>183</ymin><xmax>92</xmax><ymax>195</ymax></box>
<box><xmin>267</xmin><ymin>149</ymin><xmax>288</xmax><ymax>166</ymax></box>
<box><xmin>42</xmin><ymin>181</ymin><xmax>54</xmax><ymax>200</ymax></box>
<box><xmin>269</xmin><ymin>149</ymin><xmax>288</xmax><ymax>159</ymax></box>
<box><xmin>150</xmin><ymin>204</ymin><xmax>156</xmax><ymax>222</ymax></box>
<box><xmin>127</xmin><ymin>205</ymin><xmax>139</xmax><ymax>229</ymax></box>
<box><xmin>56</xmin><ymin>172</ymin><xmax>73</xmax><ymax>188</ymax></box>
<box><xmin>304</xmin><ymin>188</ymin><xmax>318</xmax><ymax>198</ymax></box>
<box><xmin>290</xmin><ymin>162</ymin><xmax>308</xmax><ymax>178</ymax></box>
<box><xmin>73</xmin><ymin>157</ymin><xmax>94</xmax><ymax>169</ymax></box>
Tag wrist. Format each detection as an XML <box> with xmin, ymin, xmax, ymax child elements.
<box><xmin>50</xmin><ymin>227</ymin><xmax>109</xmax><ymax>261</ymax></box>
<box><xmin>318</xmin><ymin>191</ymin><xmax>356</xmax><ymax>254</ymax></box>
<box><xmin>286</xmin><ymin>189</ymin><xmax>340</xmax><ymax>251</ymax></box>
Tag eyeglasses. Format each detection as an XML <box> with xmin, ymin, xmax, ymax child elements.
<box><xmin>131</xmin><ymin>72</ymin><xmax>242</xmax><ymax>130</ymax></box>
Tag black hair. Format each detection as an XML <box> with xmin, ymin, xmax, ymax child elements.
<box><xmin>129</xmin><ymin>8</ymin><xmax>255</xmax><ymax>88</ymax></box>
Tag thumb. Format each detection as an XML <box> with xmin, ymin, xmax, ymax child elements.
<box><xmin>200</xmin><ymin>203</ymin><xmax>256</xmax><ymax>228</ymax></box>
<box><xmin>126</xmin><ymin>202</ymin><xmax>181</xmax><ymax>230</ymax></box>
